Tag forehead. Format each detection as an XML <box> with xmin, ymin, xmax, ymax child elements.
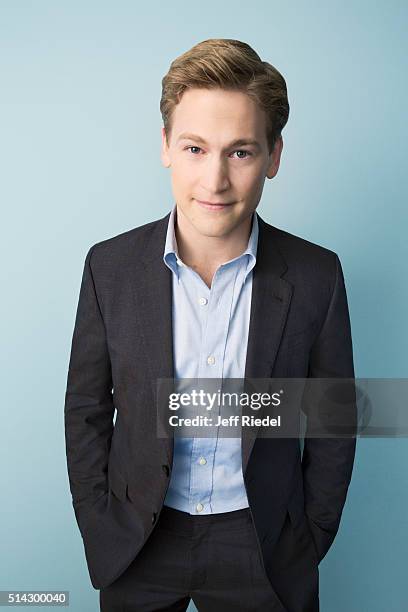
<box><xmin>171</xmin><ymin>88</ymin><xmax>267</xmax><ymax>141</ymax></box>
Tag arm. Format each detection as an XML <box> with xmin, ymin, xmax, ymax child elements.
<box><xmin>64</xmin><ymin>245</ymin><xmax>114</xmax><ymax>531</ymax></box>
<box><xmin>302</xmin><ymin>253</ymin><xmax>357</xmax><ymax>563</ymax></box>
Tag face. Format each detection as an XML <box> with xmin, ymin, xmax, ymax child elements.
<box><xmin>161</xmin><ymin>87</ymin><xmax>283</xmax><ymax>239</ymax></box>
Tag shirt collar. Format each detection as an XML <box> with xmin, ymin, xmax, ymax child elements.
<box><xmin>163</xmin><ymin>204</ymin><xmax>183</xmax><ymax>278</ymax></box>
<box><xmin>163</xmin><ymin>204</ymin><xmax>259</xmax><ymax>281</ymax></box>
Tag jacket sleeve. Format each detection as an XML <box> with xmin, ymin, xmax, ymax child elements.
<box><xmin>301</xmin><ymin>253</ymin><xmax>357</xmax><ymax>563</ymax></box>
<box><xmin>64</xmin><ymin>245</ymin><xmax>114</xmax><ymax>523</ymax></box>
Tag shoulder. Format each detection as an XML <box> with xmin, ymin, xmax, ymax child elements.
<box><xmin>86</xmin><ymin>213</ymin><xmax>169</xmax><ymax>269</ymax></box>
<box><xmin>258</xmin><ymin>216</ymin><xmax>339</xmax><ymax>280</ymax></box>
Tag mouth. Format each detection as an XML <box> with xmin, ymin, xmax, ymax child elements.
<box><xmin>195</xmin><ymin>199</ymin><xmax>234</xmax><ymax>211</ymax></box>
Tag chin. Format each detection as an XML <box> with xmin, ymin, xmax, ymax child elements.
<box><xmin>193</xmin><ymin>219</ymin><xmax>237</xmax><ymax>238</ymax></box>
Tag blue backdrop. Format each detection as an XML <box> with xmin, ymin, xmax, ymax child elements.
<box><xmin>1</xmin><ymin>1</ymin><xmax>407</xmax><ymax>610</ymax></box>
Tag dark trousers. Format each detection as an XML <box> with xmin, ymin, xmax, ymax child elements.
<box><xmin>99</xmin><ymin>505</ymin><xmax>286</xmax><ymax>612</ymax></box>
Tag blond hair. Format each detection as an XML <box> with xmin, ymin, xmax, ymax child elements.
<box><xmin>160</xmin><ymin>38</ymin><xmax>289</xmax><ymax>154</ymax></box>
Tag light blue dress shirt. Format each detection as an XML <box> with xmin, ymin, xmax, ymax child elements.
<box><xmin>162</xmin><ymin>204</ymin><xmax>259</xmax><ymax>514</ymax></box>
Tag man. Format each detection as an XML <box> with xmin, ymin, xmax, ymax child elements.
<box><xmin>64</xmin><ymin>39</ymin><xmax>356</xmax><ymax>612</ymax></box>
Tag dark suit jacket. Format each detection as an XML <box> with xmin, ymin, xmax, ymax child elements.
<box><xmin>64</xmin><ymin>211</ymin><xmax>356</xmax><ymax>610</ymax></box>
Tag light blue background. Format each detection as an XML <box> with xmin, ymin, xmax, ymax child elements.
<box><xmin>1</xmin><ymin>1</ymin><xmax>407</xmax><ymax>611</ymax></box>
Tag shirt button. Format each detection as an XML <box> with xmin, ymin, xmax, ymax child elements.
<box><xmin>198</xmin><ymin>457</ymin><xmax>207</xmax><ymax>465</ymax></box>
<box><xmin>207</xmin><ymin>356</ymin><xmax>215</xmax><ymax>366</ymax></box>
<box><xmin>196</xmin><ymin>503</ymin><xmax>204</xmax><ymax>512</ymax></box>
<box><xmin>198</xmin><ymin>297</ymin><xmax>208</xmax><ymax>306</ymax></box>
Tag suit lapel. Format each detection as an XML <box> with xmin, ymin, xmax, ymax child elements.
<box><xmin>130</xmin><ymin>213</ymin><xmax>175</xmax><ymax>465</ymax></box>
<box><xmin>242</xmin><ymin>215</ymin><xmax>293</xmax><ymax>472</ymax></box>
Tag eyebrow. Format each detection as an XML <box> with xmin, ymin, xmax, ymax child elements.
<box><xmin>176</xmin><ymin>132</ymin><xmax>262</xmax><ymax>150</ymax></box>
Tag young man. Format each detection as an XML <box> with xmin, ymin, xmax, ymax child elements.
<box><xmin>64</xmin><ymin>39</ymin><xmax>356</xmax><ymax>612</ymax></box>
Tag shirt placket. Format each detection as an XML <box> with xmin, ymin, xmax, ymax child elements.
<box><xmin>189</xmin><ymin>263</ymin><xmax>240</xmax><ymax>513</ymax></box>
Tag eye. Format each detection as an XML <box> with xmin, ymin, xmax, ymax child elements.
<box><xmin>232</xmin><ymin>150</ymin><xmax>252</xmax><ymax>159</ymax></box>
<box><xmin>186</xmin><ymin>146</ymin><xmax>202</xmax><ymax>154</ymax></box>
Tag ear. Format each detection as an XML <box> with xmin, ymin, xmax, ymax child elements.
<box><xmin>161</xmin><ymin>127</ymin><xmax>171</xmax><ymax>168</ymax></box>
<box><xmin>266</xmin><ymin>136</ymin><xmax>283</xmax><ymax>179</ymax></box>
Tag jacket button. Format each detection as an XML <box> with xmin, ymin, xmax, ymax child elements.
<box><xmin>162</xmin><ymin>464</ymin><xmax>170</xmax><ymax>476</ymax></box>
<box><xmin>151</xmin><ymin>512</ymin><xmax>157</xmax><ymax>524</ymax></box>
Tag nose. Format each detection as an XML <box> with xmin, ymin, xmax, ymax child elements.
<box><xmin>200</xmin><ymin>155</ymin><xmax>231</xmax><ymax>194</ymax></box>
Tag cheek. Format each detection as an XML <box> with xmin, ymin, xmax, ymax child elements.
<box><xmin>170</xmin><ymin>169</ymin><xmax>196</xmax><ymax>198</ymax></box>
<box><xmin>235</xmin><ymin>169</ymin><xmax>264</xmax><ymax>195</ymax></box>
